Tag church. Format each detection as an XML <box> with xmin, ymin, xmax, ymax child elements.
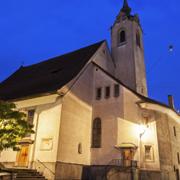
<box><xmin>0</xmin><ymin>0</ymin><xmax>179</xmax><ymax>180</ymax></box>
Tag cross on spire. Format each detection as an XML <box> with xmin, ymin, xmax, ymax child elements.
<box><xmin>121</xmin><ymin>0</ymin><xmax>131</xmax><ymax>15</ymax></box>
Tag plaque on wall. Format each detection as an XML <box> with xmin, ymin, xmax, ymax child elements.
<box><xmin>144</xmin><ymin>144</ymin><xmax>154</xmax><ymax>162</ymax></box>
<box><xmin>40</xmin><ymin>138</ymin><xmax>53</xmax><ymax>151</ymax></box>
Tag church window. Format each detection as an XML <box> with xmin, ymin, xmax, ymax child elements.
<box><xmin>114</xmin><ymin>84</ymin><xmax>120</xmax><ymax>97</ymax></box>
<box><xmin>173</xmin><ymin>126</ymin><xmax>177</xmax><ymax>137</ymax></box>
<box><xmin>119</xmin><ymin>30</ymin><xmax>126</xmax><ymax>43</ymax></box>
<box><xmin>92</xmin><ymin>118</ymin><xmax>101</xmax><ymax>148</ymax></box>
<box><xmin>105</xmin><ymin>86</ymin><xmax>110</xmax><ymax>99</ymax></box>
<box><xmin>177</xmin><ymin>152</ymin><xmax>180</xmax><ymax>164</ymax></box>
<box><xmin>136</xmin><ymin>31</ymin><xmax>141</xmax><ymax>47</ymax></box>
<box><xmin>26</xmin><ymin>109</ymin><xmax>35</xmax><ymax>137</ymax></box>
<box><xmin>78</xmin><ymin>143</ymin><xmax>82</xmax><ymax>154</ymax></box>
<box><xmin>144</xmin><ymin>145</ymin><xmax>154</xmax><ymax>161</ymax></box>
<box><xmin>27</xmin><ymin>109</ymin><xmax>35</xmax><ymax>125</ymax></box>
<box><xmin>96</xmin><ymin>88</ymin><xmax>102</xmax><ymax>100</ymax></box>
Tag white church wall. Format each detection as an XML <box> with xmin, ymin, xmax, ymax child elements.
<box><xmin>33</xmin><ymin>101</ymin><xmax>62</xmax><ymax>163</ymax></box>
<box><xmin>57</xmin><ymin>64</ymin><xmax>94</xmax><ymax>165</ymax></box>
<box><xmin>122</xmin><ymin>87</ymin><xmax>142</xmax><ymax>123</ymax></box>
<box><xmin>121</xmin><ymin>87</ymin><xmax>160</xmax><ymax>170</ymax></box>
<box><xmin>92</xmin><ymin>42</ymin><xmax>115</xmax><ymax>75</ymax></box>
<box><xmin>0</xmin><ymin>95</ymin><xmax>62</xmax><ymax>173</ymax></box>
<box><xmin>0</xmin><ymin>149</ymin><xmax>17</xmax><ymax>166</ymax></box>
<box><xmin>117</xmin><ymin>113</ymin><xmax>160</xmax><ymax>170</ymax></box>
<box><xmin>91</xmin><ymin>66</ymin><xmax>124</xmax><ymax>165</ymax></box>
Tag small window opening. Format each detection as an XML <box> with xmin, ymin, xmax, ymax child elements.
<box><xmin>177</xmin><ymin>152</ymin><xmax>180</xmax><ymax>164</ymax></box>
<box><xmin>51</xmin><ymin>68</ymin><xmax>63</xmax><ymax>74</ymax></box>
<box><xmin>96</xmin><ymin>88</ymin><xmax>102</xmax><ymax>100</ymax></box>
<box><xmin>174</xmin><ymin>165</ymin><xmax>176</xmax><ymax>172</ymax></box>
<box><xmin>78</xmin><ymin>143</ymin><xmax>82</xmax><ymax>154</ymax></box>
<box><xmin>114</xmin><ymin>84</ymin><xmax>120</xmax><ymax>97</ymax></box>
<box><xmin>173</xmin><ymin>126</ymin><xmax>177</xmax><ymax>137</ymax></box>
<box><xmin>119</xmin><ymin>30</ymin><xmax>126</xmax><ymax>43</ymax></box>
<box><xmin>136</xmin><ymin>31</ymin><xmax>141</xmax><ymax>47</ymax></box>
<box><xmin>27</xmin><ymin>109</ymin><xmax>35</xmax><ymax>125</ymax></box>
<box><xmin>105</xmin><ymin>86</ymin><xmax>110</xmax><ymax>99</ymax></box>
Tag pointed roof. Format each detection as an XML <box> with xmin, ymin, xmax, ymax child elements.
<box><xmin>121</xmin><ymin>0</ymin><xmax>131</xmax><ymax>16</ymax></box>
<box><xmin>0</xmin><ymin>41</ymin><xmax>104</xmax><ymax>100</ymax></box>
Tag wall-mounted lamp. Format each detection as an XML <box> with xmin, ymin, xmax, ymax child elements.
<box><xmin>138</xmin><ymin>124</ymin><xmax>148</xmax><ymax>139</ymax></box>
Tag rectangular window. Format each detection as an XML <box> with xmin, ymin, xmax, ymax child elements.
<box><xmin>96</xmin><ymin>88</ymin><xmax>102</xmax><ymax>100</ymax></box>
<box><xmin>105</xmin><ymin>86</ymin><xmax>110</xmax><ymax>99</ymax></box>
<box><xmin>114</xmin><ymin>84</ymin><xmax>120</xmax><ymax>97</ymax></box>
<box><xmin>144</xmin><ymin>145</ymin><xmax>154</xmax><ymax>161</ymax></box>
<box><xmin>27</xmin><ymin>109</ymin><xmax>35</xmax><ymax>125</ymax></box>
<box><xmin>173</xmin><ymin>126</ymin><xmax>176</xmax><ymax>137</ymax></box>
<box><xmin>177</xmin><ymin>152</ymin><xmax>180</xmax><ymax>164</ymax></box>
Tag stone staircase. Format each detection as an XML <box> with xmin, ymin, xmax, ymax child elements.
<box><xmin>1</xmin><ymin>168</ymin><xmax>47</xmax><ymax>180</ymax></box>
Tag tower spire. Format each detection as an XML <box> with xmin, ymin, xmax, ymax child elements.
<box><xmin>121</xmin><ymin>0</ymin><xmax>131</xmax><ymax>16</ymax></box>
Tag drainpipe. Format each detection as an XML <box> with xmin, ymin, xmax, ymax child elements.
<box><xmin>30</xmin><ymin>111</ymin><xmax>40</xmax><ymax>169</ymax></box>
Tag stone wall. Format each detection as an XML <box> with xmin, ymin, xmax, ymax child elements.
<box><xmin>0</xmin><ymin>173</ymin><xmax>11</xmax><ymax>180</ymax></box>
<box><xmin>55</xmin><ymin>163</ymin><xmax>139</xmax><ymax>180</ymax></box>
<box><xmin>156</xmin><ymin>111</ymin><xmax>180</xmax><ymax>180</ymax></box>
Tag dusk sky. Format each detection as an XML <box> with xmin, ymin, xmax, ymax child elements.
<box><xmin>0</xmin><ymin>0</ymin><xmax>179</xmax><ymax>110</ymax></box>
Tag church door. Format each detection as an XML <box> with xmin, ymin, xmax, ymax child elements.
<box><xmin>16</xmin><ymin>145</ymin><xmax>29</xmax><ymax>167</ymax></box>
<box><xmin>122</xmin><ymin>149</ymin><xmax>134</xmax><ymax>167</ymax></box>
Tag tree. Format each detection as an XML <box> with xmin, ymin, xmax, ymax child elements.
<box><xmin>0</xmin><ymin>101</ymin><xmax>34</xmax><ymax>151</ymax></box>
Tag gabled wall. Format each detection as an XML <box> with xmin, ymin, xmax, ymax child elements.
<box><xmin>57</xmin><ymin>63</ymin><xmax>94</xmax><ymax>166</ymax></box>
<box><xmin>91</xmin><ymin>66</ymin><xmax>124</xmax><ymax>165</ymax></box>
<box><xmin>93</xmin><ymin>41</ymin><xmax>115</xmax><ymax>75</ymax></box>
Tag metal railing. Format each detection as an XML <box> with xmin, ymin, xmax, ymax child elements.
<box><xmin>34</xmin><ymin>159</ymin><xmax>55</xmax><ymax>177</ymax></box>
<box><xmin>108</xmin><ymin>159</ymin><xmax>138</xmax><ymax>168</ymax></box>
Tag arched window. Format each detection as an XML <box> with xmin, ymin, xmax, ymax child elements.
<box><xmin>119</xmin><ymin>30</ymin><xmax>126</xmax><ymax>43</ymax></box>
<box><xmin>136</xmin><ymin>31</ymin><xmax>141</xmax><ymax>47</ymax></box>
<box><xmin>92</xmin><ymin>118</ymin><xmax>101</xmax><ymax>148</ymax></box>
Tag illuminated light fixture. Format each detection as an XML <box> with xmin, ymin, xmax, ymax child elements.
<box><xmin>138</xmin><ymin>124</ymin><xmax>148</xmax><ymax>138</ymax></box>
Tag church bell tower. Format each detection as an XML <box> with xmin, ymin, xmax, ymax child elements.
<box><xmin>111</xmin><ymin>0</ymin><xmax>148</xmax><ymax>96</ymax></box>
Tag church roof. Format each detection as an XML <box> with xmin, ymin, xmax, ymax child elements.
<box><xmin>0</xmin><ymin>41</ymin><xmax>104</xmax><ymax>101</ymax></box>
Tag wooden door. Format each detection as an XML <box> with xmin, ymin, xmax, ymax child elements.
<box><xmin>16</xmin><ymin>145</ymin><xmax>29</xmax><ymax>167</ymax></box>
<box><xmin>123</xmin><ymin>149</ymin><xmax>134</xmax><ymax>167</ymax></box>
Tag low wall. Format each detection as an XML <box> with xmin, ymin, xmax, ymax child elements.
<box><xmin>0</xmin><ymin>172</ymin><xmax>11</xmax><ymax>180</ymax></box>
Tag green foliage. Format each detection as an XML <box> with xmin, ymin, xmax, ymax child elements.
<box><xmin>0</xmin><ymin>101</ymin><xmax>34</xmax><ymax>151</ymax></box>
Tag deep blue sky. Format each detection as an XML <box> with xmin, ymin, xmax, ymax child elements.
<box><xmin>0</xmin><ymin>0</ymin><xmax>180</xmax><ymax>110</ymax></box>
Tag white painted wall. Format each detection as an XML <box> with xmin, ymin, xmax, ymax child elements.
<box><xmin>0</xmin><ymin>94</ymin><xmax>62</xmax><ymax>168</ymax></box>
<box><xmin>57</xmin><ymin>64</ymin><xmax>94</xmax><ymax>165</ymax></box>
<box><xmin>91</xmin><ymin>66</ymin><xmax>123</xmax><ymax>165</ymax></box>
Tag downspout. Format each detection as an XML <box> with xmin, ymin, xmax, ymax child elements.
<box><xmin>30</xmin><ymin>111</ymin><xmax>40</xmax><ymax>168</ymax></box>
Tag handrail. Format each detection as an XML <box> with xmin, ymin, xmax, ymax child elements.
<box><xmin>107</xmin><ymin>159</ymin><xmax>138</xmax><ymax>168</ymax></box>
<box><xmin>36</xmin><ymin>159</ymin><xmax>55</xmax><ymax>176</ymax></box>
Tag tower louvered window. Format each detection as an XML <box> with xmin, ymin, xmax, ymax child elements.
<box><xmin>136</xmin><ymin>31</ymin><xmax>141</xmax><ymax>47</ymax></box>
<box><xmin>119</xmin><ymin>30</ymin><xmax>126</xmax><ymax>43</ymax></box>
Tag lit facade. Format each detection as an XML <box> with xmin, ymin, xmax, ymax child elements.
<box><xmin>0</xmin><ymin>0</ymin><xmax>179</xmax><ymax>180</ymax></box>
